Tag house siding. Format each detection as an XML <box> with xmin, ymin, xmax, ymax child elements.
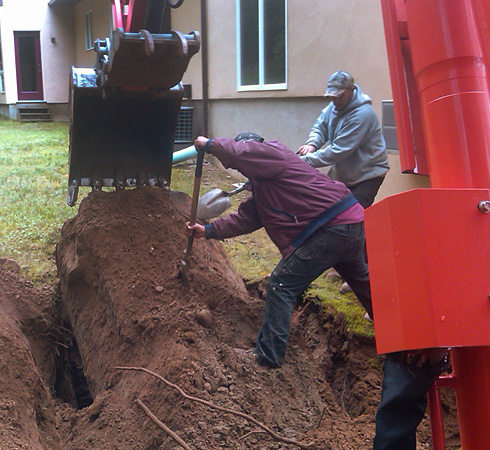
<box><xmin>73</xmin><ymin>0</ymin><xmax>111</xmax><ymax>68</ymax></box>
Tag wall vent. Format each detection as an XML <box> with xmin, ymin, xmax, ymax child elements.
<box><xmin>175</xmin><ymin>107</ymin><xmax>193</xmax><ymax>144</ymax></box>
<box><xmin>382</xmin><ymin>100</ymin><xmax>399</xmax><ymax>153</ymax></box>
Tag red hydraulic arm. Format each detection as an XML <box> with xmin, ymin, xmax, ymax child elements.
<box><xmin>112</xmin><ymin>0</ymin><xmax>184</xmax><ymax>33</ymax></box>
<box><xmin>366</xmin><ymin>0</ymin><xmax>490</xmax><ymax>448</ymax></box>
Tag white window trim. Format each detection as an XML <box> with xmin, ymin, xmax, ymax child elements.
<box><xmin>85</xmin><ymin>10</ymin><xmax>94</xmax><ymax>51</ymax></box>
<box><xmin>236</xmin><ymin>0</ymin><xmax>287</xmax><ymax>92</ymax></box>
<box><xmin>0</xmin><ymin>40</ymin><xmax>4</xmax><ymax>94</ymax></box>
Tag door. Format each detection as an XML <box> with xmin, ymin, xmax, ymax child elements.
<box><xmin>14</xmin><ymin>31</ymin><xmax>44</xmax><ymax>101</ymax></box>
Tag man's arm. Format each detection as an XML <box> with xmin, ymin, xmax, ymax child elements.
<box><xmin>297</xmin><ymin>106</ymin><xmax>330</xmax><ymax>154</ymax></box>
<box><xmin>208</xmin><ymin>195</ymin><xmax>263</xmax><ymax>239</ymax></box>
<box><xmin>195</xmin><ymin>136</ymin><xmax>285</xmax><ymax>180</ymax></box>
<box><xmin>302</xmin><ymin>113</ymin><xmax>372</xmax><ymax>167</ymax></box>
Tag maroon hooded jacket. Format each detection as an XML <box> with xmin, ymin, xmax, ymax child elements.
<box><xmin>207</xmin><ymin>137</ymin><xmax>364</xmax><ymax>258</ymax></box>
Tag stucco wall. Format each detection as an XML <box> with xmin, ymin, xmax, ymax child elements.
<box><xmin>207</xmin><ymin>97</ymin><xmax>325</xmax><ymax>149</ymax></box>
<box><xmin>0</xmin><ymin>1</ymin><xmax>76</xmax><ymax>104</ymax></box>
<box><xmin>74</xmin><ymin>0</ymin><xmax>112</xmax><ymax>68</ymax></box>
<box><xmin>376</xmin><ymin>153</ymin><xmax>431</xmax><ymax>200</ymax></box>
<box><xmin>43</xmin><ymin>6</ymin><xmax>76</xmax><ymax>103</ymax></box>
<box><xmin>191</xmin><ymin>1</ymin><xmax>392</xmax><ymax>118</ymax></box>
<box><xmin>286</xmin><ymin>0</ymin><xmax>392</xmax><ymax>114</ymax></box>
<box><xmin>171</xmin><ymin>0</ymin><xmax>202</xmax><ymax>100</ymax></box>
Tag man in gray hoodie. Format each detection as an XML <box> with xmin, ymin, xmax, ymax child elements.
<box><xmin>299</xmin><ymin>71</ymin><xmax>390</xmax><ymax>294</ymax></box>
<box><xmin>298</xmin><ymin>71</ymin><xmax>389</xmax><ymax>209</ymax></box>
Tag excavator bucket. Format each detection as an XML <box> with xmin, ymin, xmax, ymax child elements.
<box><xmin>67</xmin><ymin>28</ymin><xmax>200</xmax><ymax>206</ymax></box>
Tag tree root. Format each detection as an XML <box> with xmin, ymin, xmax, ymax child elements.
<box><xmin>136</xmin><ymin>399</ymin><xmax>192</xmax><ymax>450</ymax></box>
<box><xmin>239</xmin><ymin>430</ymin><xmax>268</xmax><ymax>440</ymax></box>
<box><xmin>115</xmin><ymin>365</ymin><xmax>313</xmax><ymax>449</ymax></box>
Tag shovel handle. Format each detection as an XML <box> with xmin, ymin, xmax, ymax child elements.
<box><xmin>189</xmin><ymin>148</ymin><xmax>205</xmax><ymax>226</ymax></box>
<box><xmin>184</xmin><ymin>148</ymin><xmax>205</xmax><ymax>258</ymax></box>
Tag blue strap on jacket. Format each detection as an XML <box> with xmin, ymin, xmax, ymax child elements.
<box><xmin>291</xmin><ymin>193</ymin><xmax>358</xmax><ymax>249</ymax></box>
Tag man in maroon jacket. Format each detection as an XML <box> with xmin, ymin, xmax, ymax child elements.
<box><xmin>187</xmin><ymin>132</ymin><xmax>372</xmax><ymax>368</ymax></box>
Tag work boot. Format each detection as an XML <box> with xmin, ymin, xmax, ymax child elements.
<box><xmin>339</xmin><ymin>282</ymin><xmax>352</xmax><ymax>294</ymax></box>
<box><xmin>234</xmin><ymin>348</ymin><xmax>273</xmax><ymax>368</ymax></box>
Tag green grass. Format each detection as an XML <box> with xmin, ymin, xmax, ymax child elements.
<box><xmin>308</xmin><ymin>276</ymin><xmax>375</xmax><ymax>338</ymax></box>
<box><xmin>0</xmin><ymin>118</ymin><xmax>373</xmax><ymax>338</ymax></box>
<box><xmin>0</xmin><ymin>118</ymin><xmax>76</xmax><ymax>282</ymax></box>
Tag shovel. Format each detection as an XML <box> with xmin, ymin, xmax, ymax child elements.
<box><xmin>179</xmin><ymin>148</ymin><xmax>205</xmax><ymax>282</ymax></box>
<box><xmin>197</xmin><ymin>183</ymin><xmax>247</xmax><ymax>220</ymax></box>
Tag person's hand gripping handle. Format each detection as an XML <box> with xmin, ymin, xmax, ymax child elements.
<box><xmin>180</xmin><ymin>145</ymin><xmax>205</xmax><ymax>281</ymax></box>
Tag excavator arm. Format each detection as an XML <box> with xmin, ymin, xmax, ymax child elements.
<box><xmin>67</xmin><ymin>0</ymin><xmax>200</xmax><ymax>206</ymax></box>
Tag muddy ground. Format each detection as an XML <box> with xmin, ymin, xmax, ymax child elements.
<box><xmin>0</xmin><ymin>183</ymin><xmax>460</xmax><ymax>449</ymax></box>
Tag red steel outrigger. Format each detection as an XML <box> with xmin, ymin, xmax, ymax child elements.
<box><xmin>366</xmin><ymin>0</ymin><xmax>490</xmax><ymax>448</ymax></box>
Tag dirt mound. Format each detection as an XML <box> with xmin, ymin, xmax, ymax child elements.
<box><xmin>0</xmin><ymin>186</ymin><xmax>459</xmax><ymax>449</ymax></box>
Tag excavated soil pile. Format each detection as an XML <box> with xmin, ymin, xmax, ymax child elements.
<box><xmin>0</xmin><ymin>186</ymin><xmax>459</xmax><ymax>450</ymax></box>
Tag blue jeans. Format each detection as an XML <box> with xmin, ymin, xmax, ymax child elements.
<box><xmin>373</xmin><ymin>353</ymin><xmax>448</xmax><ymax>450</ymax></box>
<box><xmin>349</xmin><ymin>176</ymin><xmax>386</xmax><ymax>208</ymax></box>
<box><xmin>254</xmin><ymin>222</ymin><xmax>371</xmax><ymax>368</ymax></box>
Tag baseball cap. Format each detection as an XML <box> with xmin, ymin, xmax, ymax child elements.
<box><xmin>324</xmin><ymin>71</ymin><xmax>354</xmax><ymax>97</ymax></box>
<box><xmin>234</xmin><ymin>132</ymin><xmax>265</xmax><ymax>143</ymax></box>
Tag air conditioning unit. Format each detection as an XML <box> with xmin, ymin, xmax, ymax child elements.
<box><xmin>175</xmin><ymin>106</ymin><xmax>193</xmax><ymax>144</ymax></box>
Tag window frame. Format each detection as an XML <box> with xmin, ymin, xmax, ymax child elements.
<box><xmin>0</xmin><ymin>40</ymin><xmax>4</xmax><ymax>94</ymax></box>
<box><xmin>85</xmin><ymin>10</ymin><xmax>94</xmax><ymax>51</ymax></box>
<box><xmin>236</xmin><ymin>0</ymin><xmax>287</xmax><ymax>92</ymax></box>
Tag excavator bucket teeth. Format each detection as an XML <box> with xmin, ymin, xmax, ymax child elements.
<box><xmin>98</xmin><ymin>29</ymin><xmax>200</xmax><ymax>91</ymax></box>
<box><xmin>67</xmin><ymin>30</ymin><xmax>200</xmax><ymax>207</ymax></box>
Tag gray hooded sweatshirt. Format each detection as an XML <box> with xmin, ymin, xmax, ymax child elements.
<box><xmin>301</xmin><ymin>85</ymin><xmax>389</xmax><ymax>187</ymax></box>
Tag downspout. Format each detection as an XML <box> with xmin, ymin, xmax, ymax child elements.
<box><xmin>200</xmin><ymin>0</ymin><xmax>209</xmax><ymax>135</ymax></box>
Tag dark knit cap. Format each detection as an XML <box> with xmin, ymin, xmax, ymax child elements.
<box><xmin>234</xmin><ymin>132</ymin><xmax>265</xmax><ymax>143</ymax></box>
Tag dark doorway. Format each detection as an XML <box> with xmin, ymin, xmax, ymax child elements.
<box><xmin>14</xmin><ymin>31</ymin><xmax>44</xmax><ymax>101</ymax></box>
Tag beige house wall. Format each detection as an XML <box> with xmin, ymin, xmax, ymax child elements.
<box><xmin>186</xmin><ymin>1</ymin><xmax>392</xmax><ymax>116</ymax></box>
<box><xmin>377</xmin><ymin>153</ymin><xmax>431</xmax><ymax>200</ymax></box>
<box><xmin>74</xmin><ymin>0</ymin><xmax>112</xmax><ymax>68</ymax></box>
<box><xmin>171</xmin><ymin>0</ymin><xmax>202</xmax><ymax>99</ymax></box>
<box><xmin>0</xmin><ymin>0</ymin><xmax>75</xmax><ymax>105</ymax></box>
<box><xmin>43</xmin><ymin>6</ymin><xmax>76</xmax><ymax>103</ymax></box>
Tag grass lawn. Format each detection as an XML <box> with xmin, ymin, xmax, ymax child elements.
<box><xmin>0</xmin><ymin>119</ymin><xmax>75</xmax><ymax>282</ymax></box>
<box><xmin>0</xmin><ymin>118</ymin><xmax>373</xmax><ymax>337</ymax></box>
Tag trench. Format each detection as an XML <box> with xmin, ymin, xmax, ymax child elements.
<box><xmin>53</xmin><ymin>321</ymin><xmax>93</xmax><ymax>410</ymax></box>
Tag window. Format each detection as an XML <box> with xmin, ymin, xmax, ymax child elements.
<box><xmin>236</xmin><ymin>0</ymin><xmax>286</xmax><ymax>90</ymax></box>
<box><xmin>0</xmin><ymin>42</ymin><xmax>4</xmax><ymax>93</ymax></box>
<box><xmin>85</xmin><ymin>11</ymin><xmax>94</xmax><ymax>50</ymax></box>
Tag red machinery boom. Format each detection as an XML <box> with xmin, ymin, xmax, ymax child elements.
<box><xmin>366</xmin><ymin>0</ymin><xmax>490</xmax><ymax>448</ymax></box>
